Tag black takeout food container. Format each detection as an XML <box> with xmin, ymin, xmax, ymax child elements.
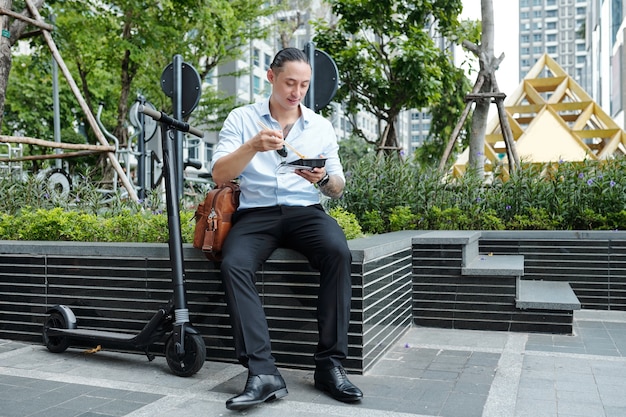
<box><xmin>287</xmin><ymin>158</ymin><xmax>326</xmax><ymax>168</ymax></box>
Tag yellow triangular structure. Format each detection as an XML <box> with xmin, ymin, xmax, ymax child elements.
<box><xmin>452</xmin><ymin>54</ymin><xmax>626</xmax><ymax>177</ymax></box>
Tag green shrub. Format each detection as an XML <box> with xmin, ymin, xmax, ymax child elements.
<box><xmin>361</xmin><ymin>209</ymin><xmax>386</xmax><ymax>235</ymax></box>
<box><xmin>389</xmin><ymin>206</ymin><xmax>416</xmax><ymax>231</ymax></box>
<box><xmin>2</xmin><ymin>156</ymin><xmax>626</xmax><ymax>242</ymax></box>
<box><xmin>505</xmin><ymin>207</ymin><xmax>561</xmax><ymax>230</ymax></box>
<box><xmin>328</xmin><ymin>207</ymin><xmax>364</xmax><ymax>240</ymax></box>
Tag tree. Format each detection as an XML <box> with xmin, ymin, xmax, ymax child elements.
<box><xmin>417</xmin><ymin>55</ymin><xmax>474</xmax><ymax>167</ymax></box>
<box><xmin>466</xmin><ymin>0</ymin><xmax>494</xmax><ymax>176</ymax></box>
<box><xmin>44</xmin><ymin>0</ymin><xmax>273</xmax><ymax>145</ymax></box>
<box><xmin>2</xmin><ymin>0</ymin><xmax>273</xmax><ymax>148</ymax></box>
<box><xmin>275</xmin><ymin>0</ymin><xmax>312</xmax><ymax>49</ymax></box>
<box><xmin>438</xmin><ymin>0</ymin><xmax>518</xmax><ymax>177</ymax></box>
<box><xmin>313</xmin><ymin>0</ymin><xmax>478</xmax><ymax>157</ymax></box>
<box><xmin>0</xmin><ymin>0</ymin><xmax>45</xmax><ymax>128</ymax></box>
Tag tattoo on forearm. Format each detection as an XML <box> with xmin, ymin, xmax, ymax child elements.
<box><xmin>320</xmin><ymin>176</ymin><xmax>343</xmax><ymax>199</ymax></box>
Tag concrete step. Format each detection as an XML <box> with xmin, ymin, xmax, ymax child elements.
<box><xmin>516</xmin><ymin>279</ymin><xmax>581</xmax><ymax>311</ymax></box>
<box><xmin>462</xmin><ymin>254</ymin><xmax>525</xmax><ymax>276</ymax></box>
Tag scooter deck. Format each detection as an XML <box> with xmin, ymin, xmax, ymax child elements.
<box><xmin>50</xmin><ymin>328</ymin><xmax>136</xmax><ymax>341</ymax></box>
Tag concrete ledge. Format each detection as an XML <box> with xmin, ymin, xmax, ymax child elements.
<box><xmin>411</xmin><ymin>230</ymin><xmax>481</xmax><ymax>245</ymax></box>
<box><xmin>412</xmin><ymin>230</ymin><xmax>482</xmax><ymax>268</ymax></box>
<box><xmin>462</xmin><ymin>255</ymin><xmax>525</xmax><ymax>276</ymax></box>
<box><xmin>0</xmin><ymin>231</ymin><xmax>417</xmax><ymax>374</ymax></box>
<box><xmin>516</xmin><ymin>280</ymin><xmax>581</xmax><ymax>310</ymax></box>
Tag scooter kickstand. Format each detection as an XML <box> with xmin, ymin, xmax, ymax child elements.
<box><xmin>144</xmin><ymin>349</ymin><xmax>155</xmax><ymax>362</ymax></box>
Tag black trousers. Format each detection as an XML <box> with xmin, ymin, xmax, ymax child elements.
<box><xmin>219</xmin><ymin>204</ymin><xmax>352</xmax><ymax>375</ymax></box>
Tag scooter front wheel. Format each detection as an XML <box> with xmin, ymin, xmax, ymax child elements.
<box><xmin>43</xmin><ymin>312</ymin><xmax>71</xmax><ymax>353</ymax></box>
<box><xmin>165</xmin><ymin>332</ymin><xmax>206</xmax><ymax>377</ymax></box>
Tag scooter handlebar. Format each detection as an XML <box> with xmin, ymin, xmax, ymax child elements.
<box><xmin>138</xmin><ymin>105</ymin><xmax>204</xmax><ymax>138</ymax></box>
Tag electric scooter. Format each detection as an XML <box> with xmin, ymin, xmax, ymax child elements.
<box><xmin>42</xmin><ymin>106</ymin><xmax>206</xmax><ymax>377</ymax></box>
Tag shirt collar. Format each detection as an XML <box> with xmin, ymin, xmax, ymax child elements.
<box><xmin>261</xmin><ymin>98</ymin><xmax>311</xmax><ymax>127</ymax></box>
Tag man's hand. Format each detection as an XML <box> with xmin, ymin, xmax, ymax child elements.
<box><xmin>295</xmin><ymin>167</ymin><xmax>326</xmax><ymax>184</ymax></box>
<box><xmin>253</xmin><ymin>127</ymin><xmax>285</xmax><ymax>153</ymax></box>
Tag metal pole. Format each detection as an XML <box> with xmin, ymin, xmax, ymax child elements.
<box><xmin>173</xmin><ymin>55</ymin><xmax>183</xmax><ymax>201</ymax></box>
<box><xmin>51</xmin><ymin>14</ymin><xmax>61</xmax><ymax>169</ymax></box>
<box><xmin>136</xmin><ymin>96</ymin><xmax>146</xmax><ymax>200</ymax></box>
<box><xmin>304</xmin><ymin>42</ymin><xmax>315</xmax><ymax>110</ymax></box>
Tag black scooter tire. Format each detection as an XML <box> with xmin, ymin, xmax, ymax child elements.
<box><xmin>165</xmin><ymin>333</ymin><xmax>206</xmax><ymax>377</ymax></box>
<box><xmin>43</xmin><ymin>312</ymin><xmax>71</xmax><ymax>353</ymax></box>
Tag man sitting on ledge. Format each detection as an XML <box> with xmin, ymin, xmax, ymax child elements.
<box><xmin>210</xmin><ymin>47</ymin><xmax>363</xmax><ymax>411</ymax></box>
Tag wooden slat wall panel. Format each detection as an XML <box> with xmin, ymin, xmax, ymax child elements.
<box><xmin>480</xmin><ymin>237</ymin><xmax>626</xmax><ymax>311</ymax></box>
<box><xmin>0</xmin><ymin>234</ymin><xmax>414</xmax><ymax>374</ymax></box>
<box><xmin>412</xmin><ymin>241</ymin><xmax>574</xmax><ymax>334</ymax></box>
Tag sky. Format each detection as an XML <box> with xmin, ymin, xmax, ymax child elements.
<box><xmin>459</xmin><ymin>0</ymin><xmax>520</xmax><ymax>97</ymax></box>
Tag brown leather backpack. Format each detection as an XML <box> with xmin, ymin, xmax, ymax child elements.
<box><xmin>193</xmin><ymin>182</ymin><xmax>240</xmax><ymax>261</ymax></box>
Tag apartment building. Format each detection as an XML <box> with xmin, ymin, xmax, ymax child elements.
<box><xmin>519</xmin><ymin>0</ymin><xmax>588</xmax><ymax>85</ymax></box>
<box><xmin>584</xmin><ymin>0</ymin><xmax>626</xmax><ymax>128</ymax></box>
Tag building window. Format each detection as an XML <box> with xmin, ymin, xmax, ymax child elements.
<box><xmin>187</xmin><ymin>143</ymin><xmax>197</xmax><ymax>160</ymax></box>
<box><xmin>264</xmin><ymin>53</ymin><xmax>271</xmax><ymax>70</ymax></box>
<box><xmin>204</xmin><ymin>144</ymin><xmax>213</xmax><ymax>164</ymax></box>
<box><xmin>253</xmin><ymin>75</ymin><xmax>262</xmax><ymax>95</ymax></box>
<box><xmin>253</xmin><ymin>48</ymin><xmax>260</xmax><ymax>67</ymax></box>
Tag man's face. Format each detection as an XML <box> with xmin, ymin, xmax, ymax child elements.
<box><xmin>268</xmin><ymin>61</ymin><xmax>311</xmax><ymax>111</ymax></box>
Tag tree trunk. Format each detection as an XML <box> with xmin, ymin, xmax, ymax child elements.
<box><xmin>467</xmin><ymin>0</ymin><xmax>495</xmax><ymax>177</ymax></box>
<box><xmin>113</xmin><ymin>48</ymin><xmax>132</xmax><ymax>147</ymax></box>
<box><xmin>0</xmin><ymin>0</ymin><xmax>13</xmax><ymax>129</ymax></box>
<box><xmin>112</xmin><ymin>16</ymin><xmax>134</xmax><ymax>147</ymax></box>
<box><xmin>377</xmin><ymin>115</ymin><xmax>400</xmax><ymax>157</ymax></box>
<box><xmin>0</xmin><ymin>0</ymin><xmax>45</xmax><ymax>130</ymax></box>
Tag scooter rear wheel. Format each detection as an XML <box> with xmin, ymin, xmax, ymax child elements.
<box><xmin>43</xmin><ymin>312</ymin><xmax>71</xmax><ymax>353</ymax></box>
<box><xmin>165</xmin><ymin>333</ymin><xmax>206</xmax><ymax>377</ymax></box>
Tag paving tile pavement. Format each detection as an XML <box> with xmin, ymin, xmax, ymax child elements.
<box><xmin>1</xmin><ymin>310</ymin><xmax>626</xmax><ymax>417</ymax></box>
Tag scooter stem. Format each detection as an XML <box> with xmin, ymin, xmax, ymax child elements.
<box><xmin>160</xmin><ymin>122</ymin><xmax>188</xmax><ymax>316</ymax></box>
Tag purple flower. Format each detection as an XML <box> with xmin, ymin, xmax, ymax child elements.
<box><xmin>587</xmin><ymin>179</ymin><xmax>593</xmax><ymax>186</ymax></box>
<box><xmin>505</xmin><ymin>205</ymin><xmax>512</xmax><ymax>210</ymax></box>
<box><xmin>476</xmin><ymin>197</ymin><xmax>482</xmax><ymax>203</ymax></box>
<box><xmin>578</xmin><ymin>173</ymin><xmax>584</xmax><ymax>179</ymax></box>
<box><xmin>610</xmin><ymin>180</ymin><xmax>616</xmax><ymax>187</ymax></box>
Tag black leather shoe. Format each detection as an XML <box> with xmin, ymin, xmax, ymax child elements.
<box><xmin>226</xmin><ymin>374</ymin><xmax>288</xmax><ymax>411</ymax></box>
<box><xmin>314</xmin><ymin>366</ymin><xmax>363</xmax><ymax>403</ymax></box>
